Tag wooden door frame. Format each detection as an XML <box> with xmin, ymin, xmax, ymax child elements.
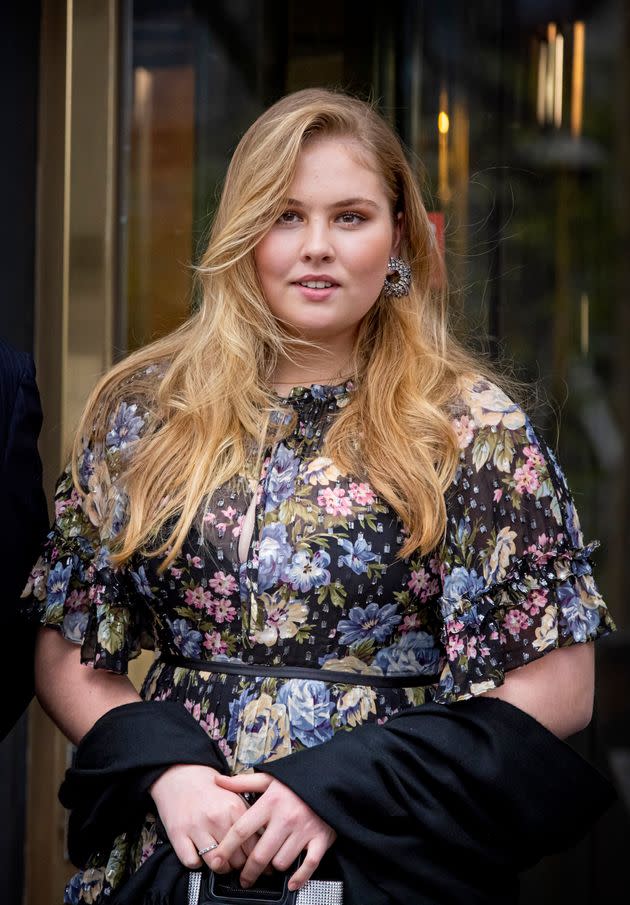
<box><xmin>26</xmin><ymin>2</ymin><xmax>120</xmax><ymax>902</ymax></box>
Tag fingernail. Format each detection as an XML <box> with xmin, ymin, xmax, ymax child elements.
<box><xmin>240</xmin><ymin>879</ymin><xmax>251</xmax><ymax>889</ymax></box>
<box><xmin>210</xmin><ymin>857</ymin><xmax>222</xmax><ymax>870</ymax></box>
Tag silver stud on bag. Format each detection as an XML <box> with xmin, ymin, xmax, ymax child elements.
<box><xmin>297</xmin><ymin>879</ymin><xmax>344</xmax><ymax>904</ymax></box>
<box><xmin>383</xmin><ymin>256</ymin><xmax>412</xmax><ymax>297</ymax></box>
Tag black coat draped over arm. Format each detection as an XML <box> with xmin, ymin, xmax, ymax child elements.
<box><xmin>59</xmin><ymin>696</ymin><xmax>615</xmax><ymax>905</ymax></box>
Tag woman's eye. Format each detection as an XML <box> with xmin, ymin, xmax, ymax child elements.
<box><xmin>337</xmin><ymin>211</ymin><xmax>366</xmax><ymax>225</ymax></box>
<box><xmin>277</xmin><ymin>210</ymin><xmax>301</xmax><ymax>224</ymax></box>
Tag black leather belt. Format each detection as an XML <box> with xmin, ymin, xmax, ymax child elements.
<box><xmin>159</xmin><ymin>652</ymin><xmax>439</xmax><ymax>688</ymax></box>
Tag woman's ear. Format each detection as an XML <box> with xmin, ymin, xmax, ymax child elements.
<box><xmin>390</xmin><ymin>211</ymin><xmax>404</xmax><ymax>257</ymax></box>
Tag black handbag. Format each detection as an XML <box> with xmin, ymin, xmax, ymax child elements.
<box><xmin>187</xmin><ymin>860</ymin><xmax>343</xmax><ymax>905</ymax></box>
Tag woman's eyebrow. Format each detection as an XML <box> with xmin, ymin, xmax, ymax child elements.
<box><xmin>285</xmin><ymin>196</ymin><xmax>380</xmax><ymax>210</ymax></box>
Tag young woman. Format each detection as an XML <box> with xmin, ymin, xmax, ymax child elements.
<box><xmin>22</xmin><ymin>88</ymin><xmax>615</xmax><ymax>905</ymax></box>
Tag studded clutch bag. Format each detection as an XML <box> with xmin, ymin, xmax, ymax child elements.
<box><xmin>187</xmin><ymin>867</ymin><xmax>343</xmax><ymax>905</ymax></box>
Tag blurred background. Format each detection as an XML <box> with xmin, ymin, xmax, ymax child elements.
<box><xmin>1</xmin><ymin>1</ymin><xmax>628</xmax><ymax>903</ymax></box>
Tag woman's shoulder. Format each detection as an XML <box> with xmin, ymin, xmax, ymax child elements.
<box><xmin>446</xmin><ymin>375</ymin><xmax>527</xmax><ymax>435</ymax></box>
<box><xmin>74</xmin><ymin>361</ymin><xmax>166</xmax><ymax>478</ymax></box>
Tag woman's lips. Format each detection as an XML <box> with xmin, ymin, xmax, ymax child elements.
<box><xmin>292</xmin><ymin>281</ymin><xmax>339</xmax><ymax>302</ymax></box>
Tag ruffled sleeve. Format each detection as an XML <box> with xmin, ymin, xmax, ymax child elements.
<box><xmin>20</xmin><ymin>400</ymin><xmax>156</xmax><ymax>673</ymax></box>
<box><xmin>434</xmin><ymin>378</ymin><xmax>616</xmax><ymax>704</ymax></box>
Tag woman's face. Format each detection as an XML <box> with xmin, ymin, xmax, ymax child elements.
<box><xmin>254</xmin><ymin>137</ymin><xmax>402</xmax><ymax>343</ymax></box>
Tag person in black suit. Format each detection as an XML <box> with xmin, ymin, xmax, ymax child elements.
<box><xmin>0</xmin><ymin>337</ymin><xmax>48</xmax><ymax>741</ymax></box>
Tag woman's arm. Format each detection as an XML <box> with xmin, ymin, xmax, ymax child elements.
<box><xmin>35</xmin><ymin>626</ymin><xmax>255</xmax><ymax>871</ymax></box>
<box><xmin>35</xmin><ymin>626</ymin><xmax>141</xmax><ymax>744</ymax></box>
<box><xmin>483</xmin><ymin>642</ymin><xmax>594</xmax><ymax>739</ymax></box>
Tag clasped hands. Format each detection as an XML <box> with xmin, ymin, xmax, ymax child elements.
<box><xmin>150</xmin><ymin>764</ymin><xmax>336</xmax><ymax>891</ymax></box>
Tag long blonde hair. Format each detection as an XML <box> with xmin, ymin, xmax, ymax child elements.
<box><xmin>74</xmin><ymin>88</ymin><xmax>492</xmax><ymax>566</ymax></box>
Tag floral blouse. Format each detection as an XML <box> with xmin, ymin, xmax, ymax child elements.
<box><xmin>21</xmin><ymin>376</ymin><xmax>614</xmax><ymax>903</ymax></box>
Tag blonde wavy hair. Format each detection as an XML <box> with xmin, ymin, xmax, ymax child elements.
<box><xmin>74</xmin><ymin>87</ymin><xmax>493</xmax><ymax>567</ymax></box>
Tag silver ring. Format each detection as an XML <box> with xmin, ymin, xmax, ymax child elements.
<box><xmin>197</xmin><ymin>842</ymin><xmax>219</xmax><ymax>856</ymax></box>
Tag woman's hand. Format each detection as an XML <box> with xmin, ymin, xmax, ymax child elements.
<box><xmin>210</xmin><ymin>773</ymin><xmax>337</xmax><ymax>891</ymax></box>
<box><xmin>149</xmin><ymin>764</ymin><xmax>257</xmax><ymax>871</ymax></box>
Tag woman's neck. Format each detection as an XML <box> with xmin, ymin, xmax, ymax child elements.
<box><xmin>271</xmin><ymin>339</ymin><xmax>355</xmax><ymax>392</ymax></box>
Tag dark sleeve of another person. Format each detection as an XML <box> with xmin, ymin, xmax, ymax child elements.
<box><xmin>0</xmin><ymin>342</ymin><xmax>49</xmax><ymax>741</ymax></box>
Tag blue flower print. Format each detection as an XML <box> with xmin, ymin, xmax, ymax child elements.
<box><xmin>442</xmin><ymin>567</ymin><xmax>485</xmax><ymax>609</ymax></box>
<box><xmin>374</xmin><ymin>630</ymin><xmax>441</xmax><ymax>675</ymax></box>
<box><xmin>284</xmin><ymin>549</ymin><xmax>331</xmax><ymax>593</ymax></box>
<box><xmin>267</xmin><ymin>444</ymin><xmax>299</xmax><ymax>507</ymax></box>
<box><xmin>62</xmin><ymin>609</ymin><xmax>89</xmax><ymax>643</ymax></box>
<box><xmin>131</xmin><ymin>565</ymin><xmax>154</xmax><ymax>598</ymax></box>
<box><xmin>557</xmin><ymin>582</ymin><xmax>601</xmax><ymax>641</ymax></box>
<box><xmin>337</xmin><ymin>602</ymin><xmax>401</xmax><ymax>646</ymax></box>
<box><xmin>277</xmin><ymin>680</ymin><xmax>334</xmax><ymax>747</ymax></box>
<box><xmin>257</xmin><ymin>522</ymin><xmax>292</xmax><ymax>591</ymax></box>
<box><xmin>47</xmin><ymin>560</ymin><xmax>73</xmax><ymax>609</ymax></box>
<box><xmin>454</xmin><ymin>518</ymin><xmax>472</xmax><ymax>549</ymax></box>
<box><xmin>337</xmin><ymin>535</ymin><xmax>377</xmax><ymax>575</ymax></box>
<box><xmin>77</xmin><ymin>445</ymin><xmax>95</xmax><ymax>490</ymax></box>
<box><xmin>64</xmin><ymin>872</ymin><xmax>83</xmax><ymax>905</ymax></box>
<box><xmin>228</xmin><ymin>686</ymin><xmax>257</xmax><ymax>742</ymax></box>
<box><xmin>169</xmin><ymin>617</ymin><xmax>203</xmax><ymax>658</ymax></box>
<box><xmin>106</xmin><ymin>401</ymin><xmax>145</xmax><ymax>450</ymax></box>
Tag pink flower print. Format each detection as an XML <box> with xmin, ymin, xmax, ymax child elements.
<box><xmin>65</xmin><ymin>589</ymin><xmax>88</xmax><ymax>611</ymax></box>
<box><xmin>426</xmin><ymin>578</ymin><xmax>440</xmax><ymax>599</ymax></box>
<box><xmin>211</xmin><ymin>597</ymin><xmax>237</xmax><ymax>624</ymax></box>
<box><xmin>446</xmin><ymin>635</ymin><xmax>465</xmax><ymax>660</ymax></box>
<box><xmin>504</xmin><ymin>608</ymin><xmax>530</xmax><ymax>638</ymax></box>
<box><xmin>217</xmin><ymin>737</ymin><xmax>232</xmax><ymax>758</ymax></box>
<box><xmin>209</xmin><ymin>571</ymin><xmax>238</xmax><ymax>597</ymax></box>
<box><xmin>232</xmin><ymin>515</ymin><xmax>244</xmax><ymax>538</ymax></box>
<box><xmin>203</xmin><ymin>512</ymin><xmax>216</xmax><ymax>525</ymax></box>
<box><xmin>466</xmin><ymin>635</ymin><xmax>478</xmax><ymax>659</ymax></box>
<box><xmin>203</xmin><ymin>631</ymin><xmax>228</xmax><ymax>655</ymax></box>
<box><xmin>215</xmin><ymin>522</ymin><xmax>228</xmax><ymax>538</ymax></box>
<box><xmin>523</xmin><ymin>589</ymin><xmax>548</xmax><ymax>615</ymax></box>
<box><xmin>184</xmin><ymin>586</ymin><xmax>214</xmax><ymax>611</ymax></box>
<box><xmin>523</xmin><ymin>445</ymin><xmax>544</xmax><ymax>467</ymax></box>
<box><xmin>453</xmin><ymin>414</ymin><xmax>475</xmax><ymax>449</ymax></box>
<box><xmin>184</xmin><ymin>698</ymin><xmax>194</xmax><ymax>713</ymax></box>
<box><xmin>428</xmin><ymin>555</ymin><xmax>442</xmax><ymax>576</ymax></box>
<box><xmin>525</xmin><ymin>542</ymin><xmax>555</xmax><ymax>565</ymax></box>
<box><xmin>202</xmin><ymin>712</ymin><xmax>221</xmax><ymax>737</ymax></box>
<box><xmin>55</xmin><ymin>487</ymin><xmax>80</xmax><ymax>517</ymax></box>
<box><xmin>348</xmin><ymin>482</ymin><xmax>376</xmax><ymax>506</ymax></box>
<box><xmin>186</xmin><ymin>554</ymin><xmax>204</xmax><ymax>569</ymax></box>
<box><xmin>513</xmin><ymin>463</ymin><xmax>540</xmax><ymax>495</ymax></box>
<box><xmin>170</xmin><ymin>566</ymin><xmax>183</xmax><ymax>579</ymax></box>
<box><xmin>401</xmin><ymin>613</ymin><xmax>420</xmax><ymax>633</ymax></box>
<box><xmin>317</xmin><ymin>486</ymin><xmax>352</xmax><ymax>517</ymax></box>
<box><xmin>222</xmin><ymin>506</ymin><xmax>238</xmax><ymax>521</ymax></box>
<box><xmin>408</xmin><ymin>567</ymin><xmax>430</xmax><ymax>595</ymax></box>
<box><xmin>493</xmin><ymin>488</ymin><xmax>503</xmax><ymax>503</ymax></box>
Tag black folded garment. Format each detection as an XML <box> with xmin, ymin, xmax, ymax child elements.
<box><xmin>59</xmin><ymin>701</ymin><xmax>228</xmax><ymax>905</ymax></box>
<box><xmin>258</xmin><ymin>697</ymin><xmax>616</xmax><ymax>905</ymax></box>
<box><xmin>59</xmin><ymin>697</ymin><xmax>616</xmax><ymax>905</ymax></box>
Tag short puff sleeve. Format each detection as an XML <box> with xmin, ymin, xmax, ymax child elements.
<box><xmin>20</xmin><ymin>400</ymin><xmax>155</xmax><ymax>673</ymax></box>
<box><xmin>434</xmin><ymin>378</ymin><xmax>615</xmax><ymax>704</ymax></box>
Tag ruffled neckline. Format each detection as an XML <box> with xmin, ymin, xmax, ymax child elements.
<box><xmin>274</xmin><ymin>379</ymin><xmax>355</xmax><ymax>409</ymax></box>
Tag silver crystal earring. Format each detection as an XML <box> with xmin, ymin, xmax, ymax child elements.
<box><xmin>383</xmin><ymin>256</ymin><xmax>412</xmax><ymax>297</ymax></box>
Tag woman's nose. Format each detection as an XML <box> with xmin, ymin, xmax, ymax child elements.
<box><xmin>300</xmin><ymin>221</ymin><xmax>335</xmax><ymax>262</ymax></box>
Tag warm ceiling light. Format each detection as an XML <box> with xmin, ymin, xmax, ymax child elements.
<box><xmin>437</xmin><ymin>111</ymin><xmax>450</xmax><ymax>134</ymax></box>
